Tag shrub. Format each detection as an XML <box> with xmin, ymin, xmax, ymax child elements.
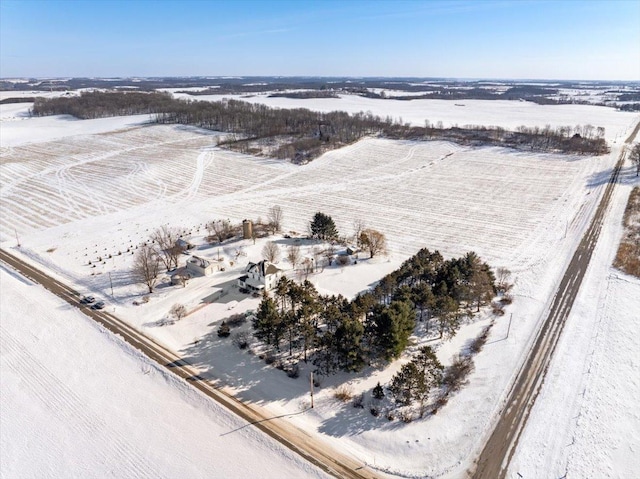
<box><xmin>442</xmin><ymin>354</ymin><xmax>475</xmax><ymax>393</ymax></box>
<box><xmin>370</xmin><ymin>406</ymin><xmax>380</xmax><ymax>417</ymax></box>
<box><xmin>432</xmin><ymin>394</ymin><xmax>449</xmax><ymax>414</ymax></box>
<box><xmin>337</xmin><ymin>255</ymin><xmax>350</xmax><ymax>266</ymax></box>
<box><xmin>169</xmin><ymin>303</ymin><xmax>187</xmax><ymax>321</ymax></box>
<box><xmin>399</xmin><ymin>409</ymin><xmax>414</xmax><ymax>423</ymax></box>
<box><xmin>334</xmin><ymin>384</ymin><xmax>354</xmax><ymax>402</ymax></box>
<box><xmin>217</xmin><ymin>321</ymin><xmax>231</xmax><ymax>337</ymax></box>
<box><xmin>352</xmin><ymin>393</ymin><xmax>365</xmax><ymax>409</ymax></box>
<box><xmin>287</xmin><ymin>363</ymin><xmax>300</xmax><ymax>378</ymax></box>
<box><xmin>469</xmin><ymin>325</ymin><xmax>492</xmax><ymax>354</ymax></box>
<box><xmin>226</xmin><ymin>313</ymin><xmax>247</xmax><ymax>328</ymax></box>
<box><xmin>491</xmin><ymin>301</ymin><xmax>505</xmax><ymax>316</ymax></box>
<box><xmin>386</xmin><ymin>411</ymin><xmax>395</xmax><ymax>421</ymax></box>
<box><xmin>499</xmin><ymin>293</ymin><xmax>513</xmax><ymax>305</ymax></box>
<box><xmin>232</xmin><ymin>331</ymin><xmax>251</xmax><ymax>349</ymax></box>
<box><xmin>372</xmin><ymin>382</ymin><xmax>385</xmax><ymax>400</ymax></box>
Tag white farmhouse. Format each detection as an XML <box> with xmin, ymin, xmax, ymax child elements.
<box><xmin>237</xmin><ymin>260</ymin><xmax>283</xmax><ymax>292</ymax></box>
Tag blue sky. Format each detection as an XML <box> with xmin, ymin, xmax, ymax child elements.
<box><xmin>1</xmin><ymin>0</ymin><xmax>638</xmax><ymax>80</ymax></box>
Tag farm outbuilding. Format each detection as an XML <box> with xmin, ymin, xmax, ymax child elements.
<box><xmin>186</xmin><ymin>255</ymin><xmax>217</xmax><ymax>277</ymax></box>
<box><xmin>176</xmin><ymin>238</ymin><xmax>195</xmax><ymax>251</ymax></box>
<box><xmin>170</xmin><ymin>268</ymin><xmax>192</xmax><ymax>287</ymax></box>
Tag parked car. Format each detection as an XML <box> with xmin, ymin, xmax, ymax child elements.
<box><xmin>80</xmin><ymin>296</ymin><xmax>96</xmax><ymax>304</ymax></box>
<box><xmin>90</xmin><ymin>301</ymin><xmax>105</xmax><ymax>310</ymax></box>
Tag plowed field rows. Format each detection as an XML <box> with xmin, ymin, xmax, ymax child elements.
<box><xmin>1</xmin><ymin>124</ymin><xmax>607</xmax><ymax>270</ymax></box>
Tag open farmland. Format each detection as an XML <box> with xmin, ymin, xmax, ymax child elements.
<box><xmin>0</xmin><ymin>124</ymin><xmax>294</xmax><ymax>242</ymax></box>
<box><xmin>1</xmin><ymin>116</ymin><xmax>635</xmax><ymax>478</ymax></box>
<box><xmin>2</xmin><ymin>122</ymin><xmax>618</xmax><ymax>271</ymax></box>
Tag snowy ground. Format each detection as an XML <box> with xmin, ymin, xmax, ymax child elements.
<box><xmin>509</xmin><ymin>165</ymin><xmax>640</xmax><ymax>479</ymax></box>
<box><xmin>0</xmin><ymin>268</ymin><xmax>330</xmax><ymax>479</ymax></box>
<box><xmin>1</xmin><ymin>96</ymin><xmax>638</xmax><ymax>478</ymax></box>
<box><xmin>168</xmin><ymin>91</ymin><xmax>638</xmax><ymax>142</ymax></box>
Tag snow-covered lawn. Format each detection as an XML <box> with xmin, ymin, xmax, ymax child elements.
<box><xmin>0</xmin><ymin>268</ymin><xmax>330</xmax><ymax>479</ymax></box>
<box><xmin>1</xmin><ymin>99</ymin><xmax>638</xmax><ymax>478</ymax></box>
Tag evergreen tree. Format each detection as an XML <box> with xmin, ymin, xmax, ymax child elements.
<box><xmin>389</xmin><ymin>362</ymin><xmax>418</xmax><ymax>405</ymax></box>
<box><xmin>313</xmin><ymin>328</ymin><xmax>339</xmax><ymax>376</ymax></box>
<box><xmin>253</xmin><ymin>294</ymin><xmax>283</xmax><ymax>348</ymax></box>
<box><xmin>310</xmin><ymin>212</ymin><xmax>338</xmax><ymax>240</ymax></box>
<box><xmin>298</xmin><ymin>281</ymin><xmax>320</xmax><ymax>362</ymax></box>
<box><xmin>413</xmin><ymin>346</ymin><xmax>444</xmax><ymax>417</ymax></box>
<box><xmin>389</xmin><ymin>346</ymin><xmax>443</xmax><ymax>416</ymax></box>
<box><xmin>434</xmin><ymin>296</ymin><xmax>460</xmax><ymax>339</ymax></box>
<box><xmin>217</xmin><ymin>321</ymin><xmax>231</xmax><ymax>338</ymax></box>
<box><xmin>412</xmin><ymin>282</ymin><xmax>435</xmax><ymax>322</ymax></box>
<box><xmin>372</xmin><ymin>381</ymin><xmax>385</xmax><ymax>400</ymax></box>
<box><xmin>335</xmin><ymin>316</ymin><xmax>365</xmax><ymax>372</ymax></box>
<box><xmin>368</xmin><ymin>300</ymin><xmax>416</xmax><ymax>361</ymax></box>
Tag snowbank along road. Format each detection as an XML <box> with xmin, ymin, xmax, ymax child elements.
<box><xmin>470</xmin><ymin>119</ymin><xmax>640</xmax><ymax>479</ymax></box>
<box><xmin>0</xmin><ymin>249</ymin><xmax>380</xmax><ymax>479</ymax></box>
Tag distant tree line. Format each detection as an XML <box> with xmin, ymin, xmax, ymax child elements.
<box><xmin>32</xmin><ymin>91</ymin><xmax>175</xmax><ymax>119</ymax></box>
<box><xmin>268</xmin><ymin>91</ymin><xmax>339</xmax><ymax>99</ymax></box>
<box><xmin>31</xmin><ymin>91</ymin><xmax>609</xmax><ymax>160</ymax></box>
<box><xmin>252</xmin><ymin>248</ymin><xmax>496</xmax><ymax>376</ymax></box>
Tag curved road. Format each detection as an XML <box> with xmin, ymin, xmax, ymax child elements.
<box><xmin>0</xmin><ymin>249</ymin><xmax>378</xmax><ymax>479</ymax></box>
<box><xmin>471</xmin><ymin>121</ymin><xmax>640</xmax><ymax>479</ymax></box>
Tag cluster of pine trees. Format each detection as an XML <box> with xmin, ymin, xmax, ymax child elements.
<box><xmin>252</xmin><ymin>248</ymin><xmax>496</xmax><ymax>376</ymax></box>
<box><xmin>31</xmin><ymin>91</ymin><xmax>609</xmax><ymax>159</ymax></box>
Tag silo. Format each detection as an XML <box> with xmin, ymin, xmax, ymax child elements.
<box><xmin>242</xmin><ymin>219</ymin><xmax>253</xmax><ymax>239</ymax></box>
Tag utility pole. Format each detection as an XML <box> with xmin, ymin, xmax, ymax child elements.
<box><xmin>310</xmin><ymin>371</ymin><xmax>314</xmax><ymax>408</ymax></box>
<box><xmin>14</xmin><ymin>229</ymin><xmax>20</xmax><ymax>247</ymax></box>
<box><xmin>506</xmin><ymin>313</ymin><xmax>513</xmax><ymax>339</ymax></box>
<box><xmin>108</xmin><ymin>271</ymin><xmax>114</xmax><ymax>297</ymax></box>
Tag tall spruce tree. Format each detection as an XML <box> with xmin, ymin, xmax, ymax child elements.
<box><xmin>310</xmin><ymin>212</ymin><xmax>338</xmax><ymax>240</ymax></box>
<box><xmin>253</xmin><ymin>294</ymin><xmax>282</xmax><ymax>349</ymax></box>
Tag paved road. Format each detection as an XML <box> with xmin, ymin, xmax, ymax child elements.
<box><xmin>471</xmin><ymin>122</ymin><xmax>640</xmax><ymax>479</ymax></box>
<box><xmin>0</xmin><ymin>249</ymin><xmax>378</xmax><ymax>479</ymax></box>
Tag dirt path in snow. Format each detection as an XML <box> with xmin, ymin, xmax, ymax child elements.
<box><xmin>470</xmin><ymin>119</ymin><xmax>640</xmax><ymax>479</ymax></box>
<box><xmin>0</xmin><ymin>248</ymin><xmax>380</xmax><ymax>479</ymax></box>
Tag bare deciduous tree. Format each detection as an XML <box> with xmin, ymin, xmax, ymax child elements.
<box><xmin>262</xmin><ymin>241</ymin><xmax>281</xmax><ymax>263</ymax></box>
<box><xmin>631</xmin><ymin>143</ymin><xmax>640</xmax><ymax>177</ymax></box>
<box><xmin>267</xmin><ymin>205</ymin><xmax>283</xmax><ymax>234</ymax></box>
<box><xmin>286</xmin><ymin>245</ymin><xmax>301</xmax><ymax>270</ymax></box>
<box><xmin>324</xmin><ymin>244</ymin><xmax>336</xmax><ymax>265</ymax></box>
<box><xmin>352</xmin><ymin>219</ymin><xmax>366</xmax><ymax>247</ymax></box>
<box><xmin>151</xmin><ymin>226</ymin><xmax>181</xmax><ymax>271</ymax></box>
<box><xmin>208</xmin><ymin>219</ymin><xmax>234</xmax><ymax>243</ymax></box>
<box><xmin>132</xmin><ymin>245</ymin><xmax>160</xmax><ymax>293</ymax></box>
<box><xmin>359</xmin><ymin>228</ymin><xmax>387</xmax><ymax>258</ymax></box>
<box><xmin>495</xmin><ymin>267</ymin><xmax>513</xmax><ymax>293</ymax></box>
<box><xmin>169</xmin><ymin>303</ymin><xmax>187</xmax><ymax>321</ymax></box>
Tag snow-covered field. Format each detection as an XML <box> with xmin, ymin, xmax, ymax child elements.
<box><xmin>169</xmin><ymin>91</ymin><xmax>638</xmax><ymax>142</ymax></box>
<box><xmin>0</xmin><ymin>267</ymin><xmax>330</xmax><ymax>479</ymax></box>
<box><xmin>1</xmin><ymin>96</ymin><xmax>638</xmax><ymax>478</ymax></box>
<box><xmin>510</xmin><ymin>169</ymin><xmax>640</xmax><ymax>479</ymax></box>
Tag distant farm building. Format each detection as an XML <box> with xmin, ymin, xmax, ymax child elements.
<box><xmin>170</xmin><ymin>268</ymin><xmax>192</xmax><ymax>287</ymax></box>
<box><xmin>176</xmin><ymin>238</ymin><xmax>195</xmax><ymax>251</ymax></box>
<box><xmin>346</xmin><ymin>245</ymin><xmax>360</xmax><ymax>256</ymax></box>
<box><xmin>237</xmin><ymin>260</ymin><xmax>283</xmax><ymax>292</ymax></box>
<box><xmin>186</xmin><ymin>255</ymin><xmax>217</xmax><ymax>277</ymax></box>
